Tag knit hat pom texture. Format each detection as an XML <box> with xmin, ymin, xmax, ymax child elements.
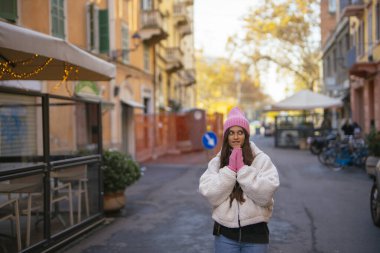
<box><xmin>223</xmin><ymin>107</ymin><xmax>250</xmax><ymax>135</ymax></box>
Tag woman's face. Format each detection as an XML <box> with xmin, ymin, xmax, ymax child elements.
<box><xmin>227</xmin><ymin>126</ymin><xmax>245</xmax><ymax>148</ymax></box>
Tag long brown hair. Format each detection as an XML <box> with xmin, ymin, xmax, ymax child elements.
<box><xmin>220</xmin><ymin>128</ymin><xmax>255</xmax><ymax>206</ymax></box>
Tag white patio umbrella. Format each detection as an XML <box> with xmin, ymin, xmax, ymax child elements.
<box><xmin>270</xmin><ymin>90</ymin><xmax>343</xmax><ymax>110</ymax></box>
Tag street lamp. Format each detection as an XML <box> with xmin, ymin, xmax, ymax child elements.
<box><xmin>110</xmin><ymin>32</ymin><xmax>141</xmax><ymax>61</ymax></box>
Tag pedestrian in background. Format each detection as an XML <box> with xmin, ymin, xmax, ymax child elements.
<box><xmin>199</xmin><ymin>107</ymin><xmax>280</xmax><ymax>253</ymax></box>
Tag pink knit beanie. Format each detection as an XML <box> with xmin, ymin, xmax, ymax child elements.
<box><xmin>223</xmin><ymin>107</ymin><xmax>250</xmax><ymax>135</ymax></box>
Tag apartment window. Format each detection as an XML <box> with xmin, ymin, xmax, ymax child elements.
<box><xmin>121</xmin><ymin>23</ymin><xmax>130</xmax><ymax>63</ymax></box>
<box><xmin>143</xmin><ymin>97</ymin><xmax>150</xmax><ymax>114</ymax></box>
<box><xmin>86</xmin><ymin>3</ymin><xmax>99</xmax><ymax>52</ymax></box>
<box><xmin>143</xmin><ymin>44</ymin><xmax>150</xmax><ymax>71</ymax></box>
<box><xmin>376</xmin><ymin>3</ymin><xmax>380</xmax><ymax>41</ymax></box>
<box><xmin>328</xmin><ymin>0</ymin><xmax>336</xmax><ymax>13</ymax></box>
<box><xmin>51</xmin><ymin>0</ymin><xmax>65</xmax><ymax>39</ymax></box>
<box><xmin>368</xmin><ymin>5</ymin><xmax>373</xmax><ymax>52</ymax></box>
<box><xmin>98</xmin><ymin>9</ymin><xmax>110</xmax><ymax>54</ymax></box>
<box><xmin>141</xmin><ymin>0</ymin><xmax>152</xmax><ymax>10</ymax></box>
<box><xmin>0</xmin><ymin>0</ymin><xmax>17</xmax><ymax>22</ymax></box>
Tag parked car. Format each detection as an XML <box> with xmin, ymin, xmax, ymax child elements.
<box><xmin>370</xmin><ymin>160</ymin><xmax>380</xmax><ymax>227</ymax></box>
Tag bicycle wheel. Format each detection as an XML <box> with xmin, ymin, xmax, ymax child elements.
<box><xmin>353</xmin><ymin>148</ymin><xmax>369</xmax><ymax>169</ymax></box>
<box><xmin>310</xmin><ymin>144</ymin><xmax>322</xmax><ymax>155</ymax></box>
<box><xmin>370</xmin><ymin>183</ymin><xmax>380</xmax><ymax>227</ymax></box>
<box><xmin>318</xmin><ymin>148</ymin><xmax>337</xmax><ymax>168</ymax></box>
<box><xmin>326</xmin><ymin>155</ymin><xmax>343</xmax><ymax>171</ymax></box>
<box><xmin>318</xmin><ymin>148</ymin><xmax>330</xmax><ymax>165</ymax></box>
<box><xmin>354</xmin><ymin>154</ymin><xmax>367</xmax><ymax>169</ymax></box>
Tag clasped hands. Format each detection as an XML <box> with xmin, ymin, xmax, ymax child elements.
<box><xmin>228</xmin><ymin>148</ymin><xmax>244</xmax><ymax>173</ymax></box>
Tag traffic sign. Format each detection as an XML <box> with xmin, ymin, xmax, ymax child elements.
<box><xmin>202</xmin><ymin>131</ymin><xmax>218</xmax><ymax>150</ymax></box>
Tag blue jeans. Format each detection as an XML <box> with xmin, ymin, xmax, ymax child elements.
<box><xmin>214</xmin><ymin>235</ymin><xmax>269</xmax><ymax>253</ymax></box>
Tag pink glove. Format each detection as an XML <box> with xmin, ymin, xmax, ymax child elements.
<box><xmin>235</xmin><ymin>148</ymin><xmax>244</xmax><ymax>172</ymax></box>
<box><xmin>228</xmin><ymin>148</ymin><xmax>238</xmax><ymax>172</ymax></box>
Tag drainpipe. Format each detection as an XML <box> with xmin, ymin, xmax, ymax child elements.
<box><xmin>152</xmin><ymin>0</ymin><xmax>157</xmax><ymax>159</ymax></box>
<box><xmin>108</xmin><ymin>0</ymin><xmax>118</xmax><ymax>149</ymax></box>
<box><xmin>152</xmin><ymin>45</ymin><xmax>157</xmax><ymax>160</ymax></box>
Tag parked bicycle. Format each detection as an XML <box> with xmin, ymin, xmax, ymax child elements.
<box><xmin>307</xmin><ymin>129</ymin><xmax>337</xmax><ymax>155</ymax></box>
<box><xmin>370</xmin><ymin>170</ymin><xmax>380</xmax><ymax>227</ymax></box>
<box><xmin>318</xmin><ymin>137</ymin><xmax>368</xmax><ymax>171</ymax></box>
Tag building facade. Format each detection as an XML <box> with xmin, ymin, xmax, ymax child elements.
<box><xmin>321</xmin><ymin>0</ymin><xmax>380</xmax><ymax>133</ymax></box>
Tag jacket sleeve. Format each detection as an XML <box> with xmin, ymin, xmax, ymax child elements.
<box><xmin>199</xmin><ymin>157</ymin><xmax>236</xmax><ymax>207</ymax></box>
<box><xmin>236</xmin><ymin>153</ymin><xmax>279</xmax><ymax>207</ymax></box>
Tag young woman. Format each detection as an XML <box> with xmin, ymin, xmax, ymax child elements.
<box><xmin>199</xmin><ymin>107</ymin><xmax>280</xmax><ymax>253</ymax></box>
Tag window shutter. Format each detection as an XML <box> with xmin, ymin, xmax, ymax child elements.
<box><xmin>0</xmin><ymin>0</ymin><xmax>18</xmax><ymax>22</ymax></box>
<box><xmin>98</xmin><ymin>9</ymin><xmax>109</xmax><ymax>54</ymax></box>
<box><xmin>51</xmin><ymin>0</ymin><xmax>65</xmax><ymax>39</ymax></box>
<box><xmin>58</xmin><ymin>0</ymin><xmax>65</xmax><ymax>38</ymax></box>
<box><xmin>122</xmin><ymin>24</ymin><xmax>130</xmax><ymax>63</ymax></box>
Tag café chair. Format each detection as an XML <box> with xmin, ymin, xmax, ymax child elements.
<box><xmin>11</xmin><ymin>174</ymin><xmax>73</xmax><ymax>247</ymax></box>
<box><xmin>51</xmin><ymin>164</ymin><xmax>89</xmax><ymax>223</ymax></box>
<box><xmin>0</xmin><ymin>198</ymin><xmax>21</xmax><ymax>251</ymax></box>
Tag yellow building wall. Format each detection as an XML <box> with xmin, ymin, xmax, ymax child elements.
<box><xmin>20</xmin><ymin>0</ymin><xmax>50</xmax><ymax>34</ymax></box>
<box><xmin>67</xmin><ymin>0</ymin><xmax>88</xmax><ymax>49</ymax></box>
<box><xmin>372</xmin><ymin>1</ymin><xmax>380</xmax><ymax>60</ymax></box>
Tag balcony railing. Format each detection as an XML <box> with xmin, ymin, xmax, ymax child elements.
<box><xmin>179</xmin><ymin>23</ymin><xmax>192</xmax><ymax>37</ymax></box>
<box><xmin>166</xmin><ymin>47</ymin><xmax>182</xmax><ymax>62</ymax></box>
<box><xmin>340</xmin><ymin>0</ymin><xmax>364</xmax><ymax>18</ymax></box>
<box><xmin>173</xmin><ymin>3</ymin><xmax>189</xmax><ymax>26</ymax></box>
<box><xmin>183</xmin><ymin>0</ymin><xmax>194</xmax><ymax>6</ymax></box>
<box><xmin>346</xmin><ymin>46</ymin><xmax>357</xmax><ymax>69</ymax></box>
<box><xmin>173</xmin><ymin>3</ymin><xmax>187</xmax><ymax>17</ymax></box>
<box><xmin>139</xmin><ymin>10</ymin><xmax>168</xmax><ymax>43</ymax></box>
<box><xmin>141</xmin><ymin>10</ymin><xmax>163</xmax><ymax>28</ymax></box>
<box><xmin>182</xmin><ymin>69</ymin><xmax>196</xmax><ymax>86</ymax></box>
<box><xmin>165</xmin><ymin>47</ymin><xmax>183</xmax><ymax>72</ymax></box>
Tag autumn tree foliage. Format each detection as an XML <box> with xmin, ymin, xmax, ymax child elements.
<box><xmin>196</xmin><ymin>52</ymin><xmax>272</xmax><ymax>115</ymax></box>
<box><xmin>230</xmin><ymin>0</ymin><xmax>321</xmax><ymax>92</ymax></box>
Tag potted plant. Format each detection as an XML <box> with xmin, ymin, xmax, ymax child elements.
<box><xmin>365</xmin><ymin>130</ymin><xmax>380</xmax><ymax>177</ymax></box>
<box><xmin>102</xmin><ymin>150</ymin><xmax>141</xmax><ymax>212</ymax></box>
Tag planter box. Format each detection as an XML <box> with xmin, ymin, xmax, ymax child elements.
<box><xmin>103</xmin><ymin>191</ymin><xmax>126</xmax><ymax>212</ymax></box>
<box><xmin>366</xmin><ymin>156</ymin><xmax>380</xmax><ymax>177</ymax></box>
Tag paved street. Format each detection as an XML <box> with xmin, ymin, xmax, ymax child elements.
<box><xmin>62</xmin><ymin>136</ymin><xmax>380</xmax><ymax>253</ymax></box>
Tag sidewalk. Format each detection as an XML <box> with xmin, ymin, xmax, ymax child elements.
<box><xmin>142</xmin><ymin>149</ymin><xmax>211</xmax><ymax>167</ymax></box>
<box><xmin>60</xmin><ymin>149</ymin><xmax>214</xmax><ymax>253</ymax></box>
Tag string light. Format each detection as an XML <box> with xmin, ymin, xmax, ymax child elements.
<box><xmin>10</xmin><ymin>54</ymin><xmax>40</xmax><ymax>65</ymax></box>
<box><xmin>53</xmin><ymin>63</ymin><xmax>79</xmax><ymax>96</ymax></box>
<box><xmin>0</xmin><ymin>54</ymin><xmax>80</xmax><ymax>97</ymax></box>
<box><xmin>0</xmin><ymin>57</ymin><xmax>53</xmax><ymax>79</ymax></box>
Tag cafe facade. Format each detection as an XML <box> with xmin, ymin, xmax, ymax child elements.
<box><xmin>0</xmin><ymin>20</ymin><xmax>115</xmax><ymax>252</ymax></box>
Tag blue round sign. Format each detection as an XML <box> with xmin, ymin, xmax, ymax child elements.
<box><xmin>202</xmin><ymin>131</ymin><xmax>218</xmax><ymax>150</ymax></box>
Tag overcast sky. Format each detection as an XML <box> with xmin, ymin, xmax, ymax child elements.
<box><xmin>194</xmin><ymin>0</ymin><xmax>256</xmax><ymax>58</ymax></box>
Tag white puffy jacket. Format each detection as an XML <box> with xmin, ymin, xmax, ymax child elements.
<box><xmin>199</xmin><ymin>141</ymin><xmax>280</xmax><ymax>228</ymax></box>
